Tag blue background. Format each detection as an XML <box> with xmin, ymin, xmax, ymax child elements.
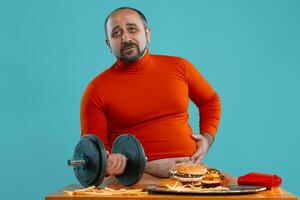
<box><xmin>0</xmin><ymin>0</ymin><xmax>299</xmax><ymax>199</ymax></box>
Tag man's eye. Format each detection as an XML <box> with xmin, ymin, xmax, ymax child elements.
<box><xmin>128</xmin><ymin>27</ymin><xmax>137</xmax><ymax>32</ymax></box>
<box><xmin>112</xmin><ymin>31</ymin><xmax>121</xmax><ymax>37</ymax></box>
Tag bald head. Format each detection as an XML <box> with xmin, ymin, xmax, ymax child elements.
<box><xmin>104</xmin><ymin>7</ymin><xmax>149</xmax><ymax>39</ymax></box>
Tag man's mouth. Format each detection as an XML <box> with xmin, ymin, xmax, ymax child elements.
<box><xmin>121</xmin><ymin>45</ymin><xmax>136</xmax><ymax>51</ymax></box>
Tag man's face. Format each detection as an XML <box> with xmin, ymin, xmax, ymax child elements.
<box><xmin>106</xmin><ymin>9</ymin><xmax>151</xmax><ymax>62</ymax></box>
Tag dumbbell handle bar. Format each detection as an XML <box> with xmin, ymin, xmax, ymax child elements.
<box><xmin>68</xmin><ymin>159</ymin><xmax>86</xmax><ymax>166</ymax></box>
<box><xmin>68</xmin><ymin>156</ymin><xmax>147</xmax><ymax>167</ymax></box>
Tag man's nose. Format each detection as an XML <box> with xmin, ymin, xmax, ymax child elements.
<box><xmin>121</xmin><ymin>32</ymin><xmax>131</xmax><ymax>43</ymax></box>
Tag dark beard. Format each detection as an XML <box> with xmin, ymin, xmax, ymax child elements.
<box><xmin>119</xmin><ymin>43</ymin><xmax>147</xmax><ymax>63</ymax></box>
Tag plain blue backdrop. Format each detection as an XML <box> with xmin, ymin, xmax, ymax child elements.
<box><xmin>0</xmin><ymin>0</ymin><xmax>299</xmax><ymax>199</ymax></box>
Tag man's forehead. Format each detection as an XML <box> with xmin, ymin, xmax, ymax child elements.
<box><xmin>107</xmin><ymin>9</ymin><xmax>143</xmax><ymax>29</ymax></box>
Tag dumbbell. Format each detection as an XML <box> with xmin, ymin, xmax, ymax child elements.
<box><xmin>67</xmin><ymin>134</ymin><xmax>147</xmax><ymax>187</ymax></box>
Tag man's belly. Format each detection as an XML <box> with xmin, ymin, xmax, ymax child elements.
<box><xmin>108</xmin><ymin>113</ymin><xmax>197</xmax><ymax>161</ymax></box>
<box><xmin>145</xmin><ymin>156</ymin><xmax>191</xmax><ymax>178</ymax></box>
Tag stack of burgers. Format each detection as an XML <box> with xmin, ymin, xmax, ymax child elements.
<box><xmin>158</xmin><ymin>163</ymin><xmax>229</xmax><ymax>189</ymax></box>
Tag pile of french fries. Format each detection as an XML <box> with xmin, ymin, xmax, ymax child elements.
<box><xmin>63</xmin><ymin>186</ymin><xmax>147</xmax><ymax>196</ymax></box>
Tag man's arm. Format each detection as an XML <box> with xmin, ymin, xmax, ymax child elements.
<box><xmin>80</xmin><ymin>83</ymin><xmax>110</xmax><ymax>149</ymax></box>
<box><xmin>181</xmin><ymin>58</ymin><xmax>221</xmax><ymax>163</ymax></box>
<box><xmin>81</xmin><ymin>83</ymin><xmax>128</xmax><ymax>176</ymax></box>
<box><xmin>202</xmin><ymin>132</ymin><xmax>214</xmax><ymax>146</ymax></box>
<box><xmin>182</xmin><ymin>57</ymin><xmax>221</xmax><ymax>139</ymax></box>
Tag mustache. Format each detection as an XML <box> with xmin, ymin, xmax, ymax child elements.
<box><xmin>121</xmin><ymin>42</ymin><xmax>138</xmax><ymax>51</ymax></box>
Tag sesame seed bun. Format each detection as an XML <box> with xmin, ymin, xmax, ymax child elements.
<box><xmin>175</xmin><ymin>163</ymin><xmax>207</xmax><ymax>175</ymax></box>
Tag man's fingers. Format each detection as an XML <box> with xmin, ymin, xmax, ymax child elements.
<box><xmin>113</xmin><ymin>154</ymin><xmax>121</xmax><ymax>174</ymax></box>
<box><xmin>191</xmin><ymin>134</ymin><xmax>201</xmax><ymax>141</ymax></box>
<box><xmin>191</xmin><ymin>153</ymin><xmax>203</xmax><ymax>164</ymax></box>
<box><xmin>106</xmin><ymin>155</ymin><xmax>113</xmax><ymax>175</ymax></box>
<box><xmin>194</xmin><ymin>155</ymin><xmax>204</xmax><ymax>164</ymax></box>
<box><xmin>109</xmin><ymin>154</ymin><xmax>121</xmax><ymax>174</ymax></box>
<box><xmin>194</xmin><ymin>148</ymin><xmax>208</xmax><ymax>164</ymax></box>
<box><xmin>190</xmin><ymin>134</ymin><xmax>210</xmax><ymax>164</ymax></box>
<box><xmin>109</xmin><ymin>154</ymin><xmax>127</xmax><ymax>175</ymax></box>
<box><xmin>116</xmin><ymin>154</ymin><xmax>126</xmax><ymax>174</ymax></box>
<box><xmin>190</xmin><ymin>147</ymin><xmax>205</xmax><ymax>160</ymax></box>
<box><xmin>120</xmin><ymin>155</ymin><xmax>127</xmax><ymax>173</ymax></box>
<box><xmin>116</xmin><ymin>154</ymin><xmax>127</xmax><ymax>175</ymax></box>
<box><xmin>190</xmin><ymin>152</ymin><xmax>197</xmax><ymax>160</ymax></box>
<box><xmin>110</xmin><ymin>155</ymin><xmax>119</xmax><ymax>173</ymax></box>
<box><xmin>190</xmin><ymin>148</ymin><xmax>202</xmax><ymax>160</ymax></box>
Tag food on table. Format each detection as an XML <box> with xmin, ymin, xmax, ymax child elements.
<box><xmin>201</xmin><ymin>168</ymin><xmax>226</xmax><ymax>188</ymax></box>
<box><xmin>158</xmin><ymin>178</ymin><xmax>183</xmax><ymax>188</ymax></box>
<box><xmin>63</xmin><ymin>186</ymin><xmax>147</xmax><ymax>196</ymax></box>
<box><xmin>158</xmin><ymin>163</ymin><xmax>229</xmax><ymax>191</ymax></box>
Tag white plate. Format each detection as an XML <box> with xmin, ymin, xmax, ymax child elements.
<box><xmin>147</xmin><ymin>184</ymin><xmax>266</xmax><ymax>195</ymax></box>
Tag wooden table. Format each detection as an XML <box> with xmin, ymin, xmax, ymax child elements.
<box><xmin>45</xmin><ymin>184</ymin><xmax>298</xmax><ymax>200</ymax></box>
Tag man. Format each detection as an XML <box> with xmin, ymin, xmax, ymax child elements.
<box><xmin>80</xmin><ymin>7</ymin><xmax>221</xmax><ymax>182</ymax></box>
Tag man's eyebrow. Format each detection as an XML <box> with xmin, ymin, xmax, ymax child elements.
<box><xmin>111</xmin><ymin>23</ymin><xmax>138</xmax><ymax>34</ymax></box>
<box><xmin>126</xmin><ymin>23</ymin><xmax>138</xmax><ymax>27</ymax></box>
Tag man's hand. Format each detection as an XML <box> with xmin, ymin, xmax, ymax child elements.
<box><xmin>105</xmin><ymin>152</ymin><xmax>127</xmax><ymax>176</ymax></box>
<box><xmin>190</xmin><ymin>133</ymin><xmax>214</xmax><ymax>164</ymax></box>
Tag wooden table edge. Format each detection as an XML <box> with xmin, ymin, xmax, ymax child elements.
<box><xmin>45</xmin><ymin>184</ymin><xmax>298</xmax><ymax>200</ymax></box>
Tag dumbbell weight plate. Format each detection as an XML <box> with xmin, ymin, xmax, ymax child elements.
<box><xmin>73</xmin><ymin>136</ymin><xmax>100</xmax><ymax>187</ymax></box>
<box><xmin>83</xmin><ymin>134</ymin><xmax>107</xmax><ymax>186</ymax></box>
<box><xmin>111</xmin><ymin>134</ymin><xmax>146</xmax><ymax>186</ymax></box>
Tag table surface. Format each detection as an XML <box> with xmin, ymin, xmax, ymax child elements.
<box><xmin>45</xmin><ymin>184</ymin><xmax>298</xmax><ymax>200</ymax></box>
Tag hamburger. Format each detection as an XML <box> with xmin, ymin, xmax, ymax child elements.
<box><xmin>158</xmin><ymin>178</ymin><xmax>183</xmax><ymax>189</ymax></box>
<box><xmin>169</xmin><ymin>163</ymin><xmax>207</xmax><ymax>183</ymax></box>
<box><xmin>201</xmin><ymin>168</ymin><xmax>228</xmax><ymax>188</ymax></box>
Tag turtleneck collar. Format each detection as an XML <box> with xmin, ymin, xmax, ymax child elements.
<box><xmin>113</xmin><ymin>49</ymin><xmax>152</xmax><ymax>72</ymax></box>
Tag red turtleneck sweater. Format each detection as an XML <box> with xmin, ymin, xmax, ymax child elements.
<box><xmin>80</xmin><ymin>50</ymin><xmax>221</xmax><ymax>161</ymax></box>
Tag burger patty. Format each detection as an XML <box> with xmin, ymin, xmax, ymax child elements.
<box><xmin>171</xmin><ymin>172</ymin><xmax>204</xmax><ymax>178</ymax></box>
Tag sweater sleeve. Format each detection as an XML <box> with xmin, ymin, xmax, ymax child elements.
<box><xmin>181</xmin><ymin>58</ymin><xmax>221</xmax><ymax>137</ymax></box>
<box><xmin>80</xmin><ymin>82</ymin><xmax>110</xmax><ymax>150</ymax></box>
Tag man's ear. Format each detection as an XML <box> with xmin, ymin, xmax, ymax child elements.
<box><xmin>105</xmin><ymin>39</ymin><xmax>112</xmax><ymax>52</ymax></box>
<box><xmin>106</xmin><ymin>39</ymin><xmax>110</xmax><ymax>47</ymax></box>
<box><xmin>145</xmin><ymin>28</ymin><xmax>151</xmax><ymax>44</ymax></box>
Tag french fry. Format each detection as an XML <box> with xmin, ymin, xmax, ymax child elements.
<box><xmin>63</xmin><ymin>190</ymin><xmax>73</xmax><ymax>196</ymax></box>
<box><xmin>163</xmin><ymin>182</ymin><xmax>230</xmax><ymax>192</ymax></box>
<box><xmin>64</xmin><ymin>186</ymin><xmax>147</xmax><ymax>196</ymax></box>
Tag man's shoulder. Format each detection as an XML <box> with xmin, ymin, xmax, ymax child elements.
<box><xmin>95</xmin><ymin>67</ymin><xmax>113</xmax><ymax>78</ymax></box>
<box><xmin>151</xmin><ymin>54</ymin><xmax>193</xmax><ymax>71</ymax></box>
<box><xmin>152</xmin><ymin>54</ymin><xmax>184</xmax><ymax>62</ymax></box>
<box><xmin>87</xmin><ymin>66</ymin><xmax>115</xmax><ymax>88</ymax></box>
<box><xmin>151</xmin><ymin>54</ymin><xmax>192</xmax><ymax>67</ymax></box>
